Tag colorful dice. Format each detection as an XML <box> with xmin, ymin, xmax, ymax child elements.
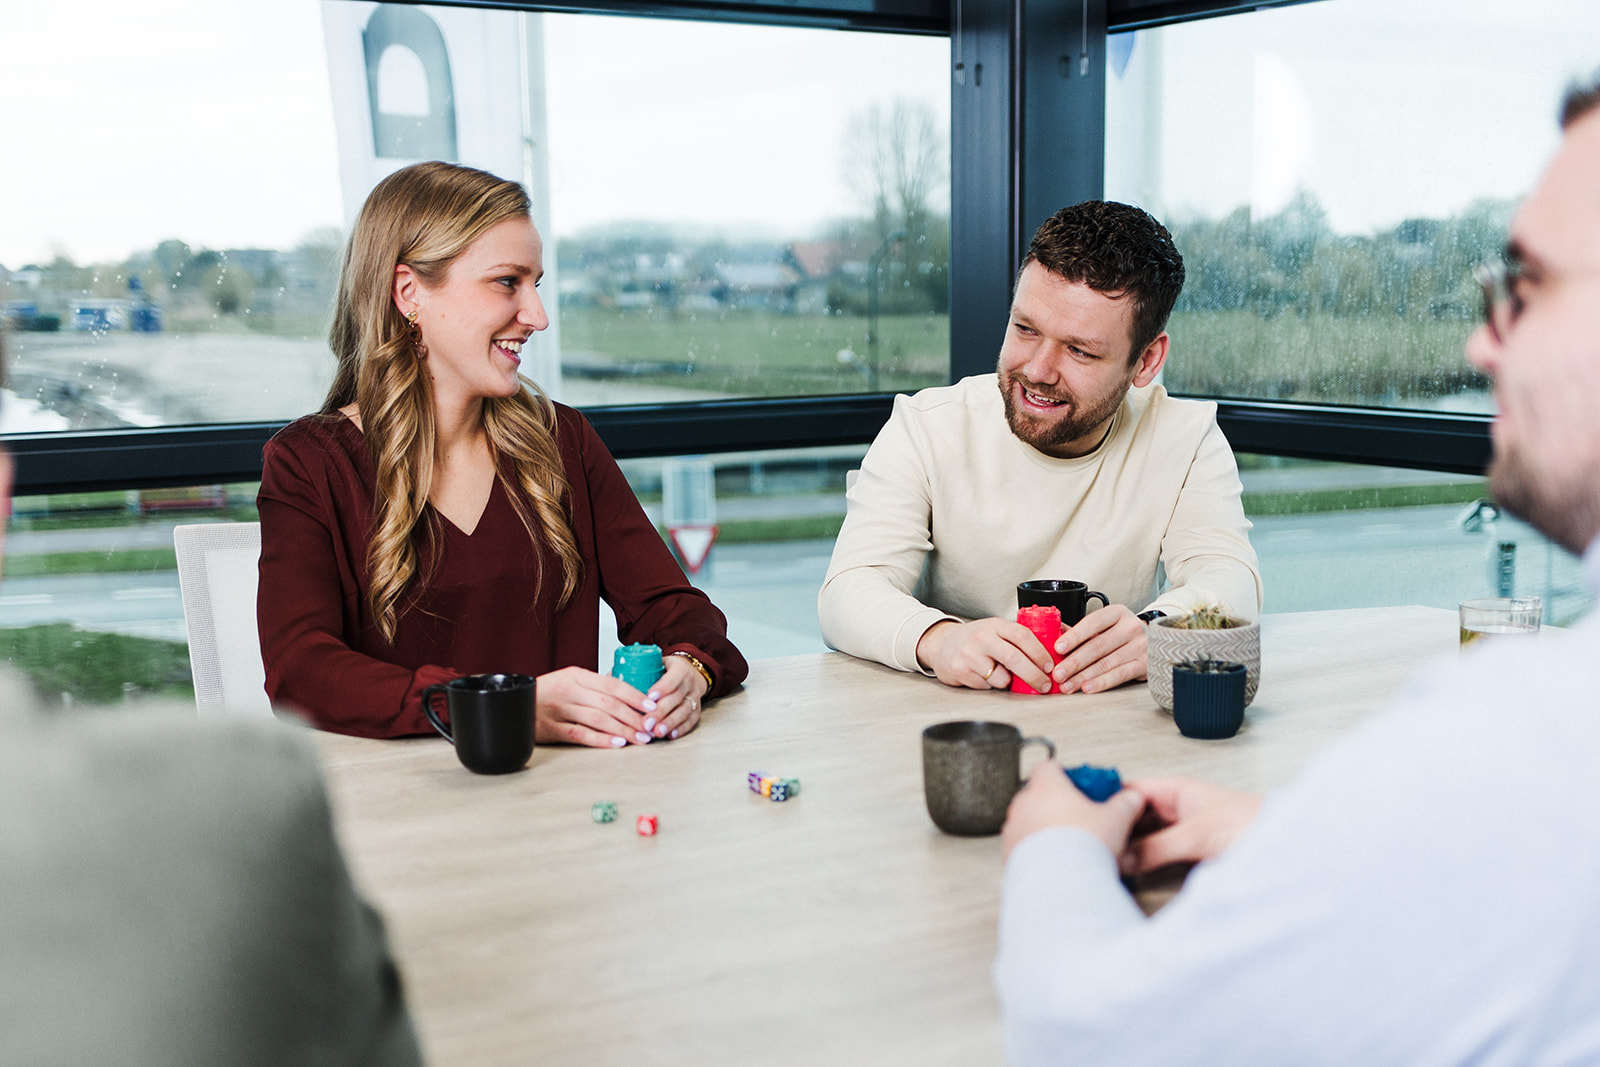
<box><xmin>592</xmin><ymin>801</ymin><xmax>618</xmax><ymax>823</ymax></box>
<box><xmin>747</xmin><ymin>772</ymin><xmax>801</xmax><ymax>802</ymax></box>
<box><xmin>636</xmin><ymin>813</ymin><xmax>659</xmax><ymax>836</ymax></box>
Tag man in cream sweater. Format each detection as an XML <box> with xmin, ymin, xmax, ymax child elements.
<box><xmin>818</xmin><ymin>201</ymin><xmax>1261</xmax><ymax>695</ymax></box>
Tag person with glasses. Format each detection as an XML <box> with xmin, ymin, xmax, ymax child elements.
<box><xmin>995</xmin><ymin>74</ymin><xmax>1600</xmax><ymax>1065</ymax></box>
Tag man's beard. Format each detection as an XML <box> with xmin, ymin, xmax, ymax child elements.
<box><xmin>1488</xmin><ymin>449</ymin><xmax>1600</xmax><ymax>557</ymax></box>
<box><xmin>998</xmin><ymin>370</ymin><xmax>1127</xmax><ymax>455</ymax></box>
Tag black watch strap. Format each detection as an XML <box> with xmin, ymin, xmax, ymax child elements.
<box><xmin>1136</xmin><ymin>609</ymin><xmax>1167</xmax><ymax>623</ymax></box>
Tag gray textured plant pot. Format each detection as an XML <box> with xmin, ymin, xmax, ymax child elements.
<box><xmin>1147</xmin><ymin>616</ymin><xmax>1260</xmax><ymax>712</ymax></box>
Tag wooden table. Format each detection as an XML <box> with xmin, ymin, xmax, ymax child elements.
<box><xmin>313</xmin><ymin>606</ymin><xmax>1456</xmax><ymax>1066</ymax></box>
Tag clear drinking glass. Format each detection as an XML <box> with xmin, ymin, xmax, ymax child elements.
<box><xmin>1459</xmin><ymin>596</ymin><xmax>1542</xmax><ymax>648</ymax></box>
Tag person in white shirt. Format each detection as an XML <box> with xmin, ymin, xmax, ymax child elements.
<box><xmin>995</xmin><ymin>76</ymin><xmax>1600</xmax><ymax>1066</ymax></box>
<box><xmin>819</xmin><ymin>202</ymin><xmax>1261</xmax><ymax>697</ymax></box>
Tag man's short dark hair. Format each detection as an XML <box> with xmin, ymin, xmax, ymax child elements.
<box><xmin>1021</xmin><ymin>201</ymin><xmax>1185</xmax><ymax>363</ymax></box>
<box><xmin>1561</xmin><ymin>70</ymin><xmax>1600</xmax><ymax>129</ymax></box>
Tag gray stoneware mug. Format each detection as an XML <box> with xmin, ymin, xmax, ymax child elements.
<box><xmin>922</xmin><ymin>720</ymin><xmax>1056</xmax><ymax>836</ymax></box>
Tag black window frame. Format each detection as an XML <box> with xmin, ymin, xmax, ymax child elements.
<box><xmin>3</xmin><ymin>0</ymin><xmax>1490</xmax><ymax>494</ymax></box>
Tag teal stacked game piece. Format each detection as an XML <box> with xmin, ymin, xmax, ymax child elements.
<box><xmin>612</xmin><ymin>643</ymin><xmax>665</xmax><ymax>691</ymax></box>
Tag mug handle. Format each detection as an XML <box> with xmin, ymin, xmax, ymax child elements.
<box><xmin>1021</xmin><ymin>735</ymin><xmax>1056</xmax><ymax>766</ymax></box>
<box><xmin>1085</xmin><ymin>590</ymin><xmax>1109</xmax><ymax>612</ymax></box>
<box><xmin>421</xmin><ymin>685</ymin><xmax>454</xmax><ymax>743</ymax></box>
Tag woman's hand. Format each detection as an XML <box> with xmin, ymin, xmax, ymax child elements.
<box><xmin>641</xmin><ymin>655</ymin><xmax>710</xmax><ymax>740</ymax></box>
<box><xmin>534</xmin><ymin>666</ymin><xmax>656</xmax><ymax>748</ymax></box>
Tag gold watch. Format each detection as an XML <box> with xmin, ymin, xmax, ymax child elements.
<box><xmin>667</xmin><ymin>650</ymin><xmax>714</xmax><ymax>690</ymax></box>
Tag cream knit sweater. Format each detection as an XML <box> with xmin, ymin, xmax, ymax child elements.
<box><xmin>819</xmin><ymin>374</ymin><xmax>1262</xmax><ymax>674</ymax></box>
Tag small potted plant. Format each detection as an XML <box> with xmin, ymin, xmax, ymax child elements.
<box><xmin>1146</xmin><ymin>605</ymin><xmax>1260</xmax><ymax>712</ymax></box>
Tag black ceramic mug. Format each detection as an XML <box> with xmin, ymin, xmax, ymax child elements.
<box><xmin>422</xmin><ymin>673</ymin><xmax>537</xmax><ymax>774</ymax></box>
<box><xmin>922</xmin><ymin>720</ymin><xmax>1056</xmax><ymax>836</ymax></box>
<box><xmin>1017</xmin><ymin>579</ymin><xmax>1110</xmax><ymax>625</ymax></box>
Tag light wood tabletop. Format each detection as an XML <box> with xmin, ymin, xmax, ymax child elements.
<box><xmin>313</xmin><ymin>605</ymin><xmax>1457</xmax><ymax>1066</ymax></box>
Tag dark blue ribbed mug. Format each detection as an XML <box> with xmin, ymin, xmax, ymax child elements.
<box><xmin>1171</xmin><ymin>660</ymin><xmax>1247</xmax><ymax>740</ymax></box>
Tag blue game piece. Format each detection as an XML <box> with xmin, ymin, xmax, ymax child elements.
<box><xmin>1064</xmin><ymin>764</ymin><xmax>1122</xmax><ymax>803</ymax></box>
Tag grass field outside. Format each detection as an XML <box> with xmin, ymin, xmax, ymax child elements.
<box><xmin>1165</xmin><ymin>308</ymin><xmax>1485</xmax><ymax>404</ymax></box>
<box><xmin>560</xmin><ymin>307</ymin><xmax>949</xmax><ymax>396</ymax></box>
<box><xmin>560</xmin><ymin>305</ymin><xmax>1486</xmax><ymax>408</ymax></box>
<box><xmin>0</xmin><ymin>623</ymin><xmax>194</xmax><ymax>705</ymax></box>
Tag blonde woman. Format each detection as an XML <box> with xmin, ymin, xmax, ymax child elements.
<box><xmin>257</xmin><ymin>161</ymin><xmax>747</xmax><ymax>744</ymax></box>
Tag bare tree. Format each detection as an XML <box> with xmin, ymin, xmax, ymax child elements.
<box><xmin>842</xmin><ymin>98</ymin><xmax>948</xmax><ymax>242</ymax></box>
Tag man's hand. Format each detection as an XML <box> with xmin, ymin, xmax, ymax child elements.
<box><xmin>1002</xmin><ymin>759</ymin><xmax>1146</xmax><ymax>861</ymax></box>
<box><xmin>1119</xmin><ymin>775</ymin><xmax>1263</xmax><ymax>876</ymax></box>
<box><xmin>916</xmin><ymin>618</ymin><xmax>1054</xmax><ymax>692</ymax></box>
<box><xmin>1053</xmin><ymin>604</ymin><xmax>1148</xmax><ymax>694</ymax></box>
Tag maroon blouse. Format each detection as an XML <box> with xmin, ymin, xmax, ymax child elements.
<box><xmin>256</xmin><ymin>407</ymin><xmax>747</xmax><ymax>738</ymax></box>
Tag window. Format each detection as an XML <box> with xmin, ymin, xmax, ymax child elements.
<box><xmin>0</xmin><ymin>2</ymin><xmax>950</xmax><ymax>439</ymax></box>
<box><xmin>1105</xmin><ymin>0</ymin><xmax>1600</xmax><ymax>413</ymax></box>
<box><xmin>1103</xmin><ymin>0</ymin><xmax>1596</xmax><ymax>622</ymax></box>
<box><xmin>1239</xmin><ymin>455</ymin><xmax>1590</xmax><ymax>625</ymax></box>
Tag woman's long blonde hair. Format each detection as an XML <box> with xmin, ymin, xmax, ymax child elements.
<box><xmin>325</xmin><ymin>161</ymin><xmax>581</xmax><ymax>642</ymax></box>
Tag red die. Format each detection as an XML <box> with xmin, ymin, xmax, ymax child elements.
<box><xmin>636</xmin><ymin>814</ymin><xmax>659</xmax><ymax>836</ymax></box>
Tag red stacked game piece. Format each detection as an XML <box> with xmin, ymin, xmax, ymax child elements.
<box><xmin>1011</xmin><ymin>604</ymin><xmax>1064</xmax><ymax>695</ymax></box>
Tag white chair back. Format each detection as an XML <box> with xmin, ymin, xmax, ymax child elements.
<box><xmin>173</xmin><ymin>522</ymin><xmax>272</xmax><ymax>718</ymax></box>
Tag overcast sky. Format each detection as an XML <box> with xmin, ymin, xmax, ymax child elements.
<box><xmin>4</xmin><ymin>0</ymin><xmax>1598</xmax><ymax>267</ymax></box>
<box><xmin>0</xmin><ymin>2</ymin><xmax>945</xmax><ymax>266</ymax></box>
<box><xmin>1108</xmin><ymin>0</ymin><xmax>1600</xmax><ymax>232</ymax></box>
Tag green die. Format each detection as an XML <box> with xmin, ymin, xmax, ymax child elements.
<box><xmin>592</xmin><ymin>801</ymin><xmax>619</xmax><ymax>823</ymax></box>
<box><xmin>782</xmin><ymin>777</ymin><xmax>800</xmax><ymax>797</ymax></box>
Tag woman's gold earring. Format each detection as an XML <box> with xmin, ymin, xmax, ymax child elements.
<box><xmin>403</xmin><ymin>307</ymin><xmax>426</xmax><ymax>358</ymax></box>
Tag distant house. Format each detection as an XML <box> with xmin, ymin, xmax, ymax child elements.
<box><xmin>218</xmin><ymin>248</ymin><xmax>279</xmax><ymax>283</ymax></box>
<box><xmin>784</xmin><ymin>239</ymin><xmax>872</xmax><ymax>314</ymax></box>
<box><xmin>711</xmin><ymin>262</ymin><xmax>799</xmax><ymax>312</ymax></box>
<box><xmin>787</xmin><ymin>240</ymin><xmax>847</xmax><ymax>280</ymax></box>
<box><xmin>558</xmin><ymin>273</ymin><xmax>606</xmax><ymax>309</ymax></box>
